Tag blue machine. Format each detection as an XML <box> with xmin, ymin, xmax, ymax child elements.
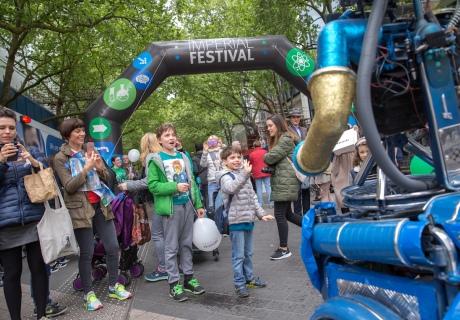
<box><xmin>295</xmin><ymin>0</ymin><xmax>460</xmax><ymax>319</ymax></box>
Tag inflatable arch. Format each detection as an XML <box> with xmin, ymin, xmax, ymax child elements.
<box><xmin>83</xmin><ymin>35</ymin><xmax>315</xmax><ymax>159</ymax></box>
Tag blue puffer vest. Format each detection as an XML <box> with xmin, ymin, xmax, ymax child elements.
<box><xmin>0</xmin><ymin>146</ymin><xmax>47</xmax><ymax>228</ymax></box>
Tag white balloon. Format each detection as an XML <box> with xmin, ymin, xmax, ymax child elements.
<box><xmin>192</xmin><ymin>218</ymin><xmax>222</xmax><ymax>252</ymax></box>
<box><xmin>128</xmin><ymin>149</ymin><xmax>140</xmax><ymax>162</ymax></box>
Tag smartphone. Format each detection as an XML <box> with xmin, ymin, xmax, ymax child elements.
<box><xmin>86</xmin><ymin>142</ymin><xmax>95</xmax><ymax>156</ymax></box>
<box><xmin>0</xmin><ymin>140</ymin><xmax>19</xmax><ymax>162</ymax></box>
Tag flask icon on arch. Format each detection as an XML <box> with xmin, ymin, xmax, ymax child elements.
<box><xmin>103</xmin><ymin>79</ymin><xmax>136</xmax><ymax>110</ymax></box>
<box><xmin>116</xmin><ymin>84</ymin><xmax>129</xmax><ymax>102</ymax></box>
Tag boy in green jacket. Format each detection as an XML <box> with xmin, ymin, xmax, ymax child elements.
<box><xmin>148</xmin><ymin>124</ymin><xmax>205</xmax><ymax>302</ymax></box>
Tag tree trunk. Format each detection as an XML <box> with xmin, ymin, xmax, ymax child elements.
<box><xmin>0</xmin><ymin>33</ymin><xmax>22</xmax><ymax>107</ymax></box>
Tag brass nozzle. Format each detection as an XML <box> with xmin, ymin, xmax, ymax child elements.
<box><xmin>297</xmin><ymin>67</ymin><xmax>357</xmax><ymax>175</ymax></box>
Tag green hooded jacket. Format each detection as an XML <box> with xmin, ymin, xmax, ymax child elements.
<box><xmin>263</xmin><ymin>132</ymin><xmax>300</xmax><ymax>202</ymax></box>
<box><xmin>148</xmin><ymin>152</ymin><xmax>202</xmax><ymax>216</ymax></box>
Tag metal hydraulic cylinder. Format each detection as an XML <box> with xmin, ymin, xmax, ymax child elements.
<box><xmin>312</xmin><ymin>219</ymin><xmax>433</xmax><ymax>268</ymax></box>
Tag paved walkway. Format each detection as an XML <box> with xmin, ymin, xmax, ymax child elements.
<box><xmin>0</xmin><ymin>203</ymin><xmax>322</xmax><ymax>320</ymax></box>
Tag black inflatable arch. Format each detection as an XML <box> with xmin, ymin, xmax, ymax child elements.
<box><xmin>83</xmin><ymin>35</ymin><xmax>315</xmax><ymax>158</ymax></box>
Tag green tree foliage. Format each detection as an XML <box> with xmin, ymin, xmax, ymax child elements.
<box><xmin>0</xmin><ymin>0</ymin><xmax>339</xmax><ymax>154</ymax></box>
<box><xmin>0</xmin><ymin>0</ymin><xmax>177</xmax><ymax>116</ymax></box>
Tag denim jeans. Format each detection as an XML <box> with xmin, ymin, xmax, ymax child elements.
<box><xmin>230</xmin><ymin>229</ymin><xmax>254</xmax><ymax>287</ymax></box>
<box><xmin>151</xmin><ymin>212</ymin><xmax>165</xmax><ymax>270</ymax></box>
<box><xmin>207</xmin><ymin>182</ymin><xmax>219</xmax><ymax>207</ymax></box>
<box><xmin>254</xmin><ymin>177</ymin><xmax>273</xmax><ymax>206</ymax></box>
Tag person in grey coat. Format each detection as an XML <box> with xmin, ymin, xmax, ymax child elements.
<box><xmin>216</xmin><ymin>146</ymin><xmax>274</xmax><ymax>298</ymax></box>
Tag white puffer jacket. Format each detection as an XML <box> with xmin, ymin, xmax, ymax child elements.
<box><xmin>216</xmin><ymin>169</ymin><xmax>265</xmax><ymax>225</ymax></box>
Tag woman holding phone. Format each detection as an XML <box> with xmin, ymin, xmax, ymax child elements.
<box><xmin>54</xmin><ymin>118</ymin><xmax>132</xmax><ymax>311</ymax></box>
<box><xmin>200</xmin><ymin>135</ymin><xmax>226</xmax><ymax>210</ymax></box>
<box><xmin>0</xmin><ymin>107</ymin><xmax>49</xmax><ymax>320</ymax></box>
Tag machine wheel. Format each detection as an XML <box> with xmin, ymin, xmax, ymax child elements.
<box><xmin>73</xmin><ymin>278</ymin><xmax>84</xmax><ymax>291</ymax></box>
<box><xmin>130</xmin><ymin>263</ymin><xmax>144</xmax><ymax>277</ymax></box>
<box><xmin>98</xmin><ymin>265</ymin><xmax>108</xmax><ymax>277</ymax></box>
<box><xmin>118</xmin><ymin>272</ymin><xmax>132</xmax><ymax>286</ymax></box>
<box><xmin>92</xmin><ymin>265</ymin><xmax>106</xmax><ymax>280</ymax></box>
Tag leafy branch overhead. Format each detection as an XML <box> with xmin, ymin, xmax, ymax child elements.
<box><xmin>0</xmin><ymin>0</ymin><xmax>335</xmax><ymax>153</ymax></box>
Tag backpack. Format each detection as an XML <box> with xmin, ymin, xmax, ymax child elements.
<box><xmin>133</xmin><ymin>166</ymin><xmax>154</xmax><ymax>204</ymax></box>
<box><xmin>214</xmin><ymin>172</ymin><xmax>235</xmax><ymax>235</ymax></box>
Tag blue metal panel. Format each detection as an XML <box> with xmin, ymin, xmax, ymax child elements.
<box><xmin>443</xmin><ymin>291</ymin><xmax>460</xmax><ymax>319</ymax></box>
<box><xmin>311</xmin><ymin>294</ymin><xmax>402</xmax><ymax>320</ymax></box>
<box><xmin>325</xmin><ymin>262</ymin><xmax>438</xmax><ymax>320</ymax></box>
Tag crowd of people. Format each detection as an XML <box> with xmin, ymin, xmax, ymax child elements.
<box><xmin>0</xmin><ymin>106</ymin><xmax>384</xmax><ymax>319</ymax></box>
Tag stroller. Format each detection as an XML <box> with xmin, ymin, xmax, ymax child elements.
<box><xmin>72</xmin><ymin>193</ymin><xmax>145</xmax><ymax>291</ymax></box>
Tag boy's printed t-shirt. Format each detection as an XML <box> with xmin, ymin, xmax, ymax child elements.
<box><xmin>159</xmin><ymin>151</ymin><xmax>189</xmax><ymax>205</ymax></box>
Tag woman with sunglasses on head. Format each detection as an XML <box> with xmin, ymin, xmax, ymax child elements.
<box><xmin>54</xmin><ymin>118</ymin><xmax>132</xmax><ymax>311</ymax></box>
<box><xmin>263</xmin><ymin>114</ymin><xmax>303</xmax><ymax>260</ymax></box>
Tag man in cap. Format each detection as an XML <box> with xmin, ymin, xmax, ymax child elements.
<box><xmin>287</xmin><ymin>109</ymin><xmax>308</xmax><ymax>139</ymax></box>
<box><xmin>287</xmin><ymin>109</ymin><xmax>310</xmax><ymax>216</ymax></box>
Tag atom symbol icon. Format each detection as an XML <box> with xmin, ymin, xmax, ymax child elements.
<box><xmin>291</xmin><ymin>52</ymin><xmax>310</xmax><ymax>72</ymax></box>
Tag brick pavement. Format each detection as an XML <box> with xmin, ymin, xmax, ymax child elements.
<box><xmin>0</xmin><ymin>204</ymin><xmax>322</xmax><ymax>320</ymax></box>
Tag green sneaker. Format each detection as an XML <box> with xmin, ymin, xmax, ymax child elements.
<box><xmin>184</xmin><ymin>277</ymin><xmax>205</xmax><ymax>295</ymax></box>
<box><xmin>246</xmin><ymin>277</ymin><xmax>266</xmax><ymax>288</ymax></box>
<box><xmin>170</xmin><ymin>283</ymin><xmax>188</xmax><ymax>302</ymax></box>
<box><xmin>84</xmin><ymin>292</ymin><xmax>103</xmax><ymax>311</ymax></box>
<box><xmin>108</xmin><ymin>283</ymin><xmax>133</xmax><ymax>300</ymax></box>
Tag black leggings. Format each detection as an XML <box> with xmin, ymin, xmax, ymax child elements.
<box><xmin>274</xmin><ymin>201</ymin><xmax>302</xmax><ymax>248</ymax></box>
<box><xmin>0</xmin><ymin>241</ymin><xmax>48</xmax><ymax>320</ymax></box>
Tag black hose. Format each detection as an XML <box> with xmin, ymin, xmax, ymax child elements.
<box><xmin>356</xmin><ymin>0</ymin><xmax>429</xmax><ymax>191</ymax></box>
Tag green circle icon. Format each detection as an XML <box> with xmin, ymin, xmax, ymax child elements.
<box><xmin>103</xmin><ymin>78</ymin><xmax>136</xmax><ymax>110</ymax></box>
<box><xmin>89</xmin><ymin>117</ymin><xmax>111</xmax><ymax>140</ymax></box>
<box><xmin>286</xmin><ymin>48</ymin><xmax>315</xmax><ymax>77</ymax></box>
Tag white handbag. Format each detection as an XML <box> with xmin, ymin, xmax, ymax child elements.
<box><xmin>286</xmin><ymin>157</ymin><xmax>307</xmax><ymax>183</ymax></box>
<box><xmin>333</xmin><ymin>128</ymin><xmax>358</xmax><ymax>155</ymax></box>
<box><xmin>37</xmin><ymin>182</ymin><xmax>78</xmax><ymax>264</ymax></box>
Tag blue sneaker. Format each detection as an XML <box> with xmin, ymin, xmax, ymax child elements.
<box><xmin>235</xmin><ymin>284</ymin><xmax>249</xmax><ymax>298</ymax></box>
<box><xmin>108</xmin><ymin>283</ymin><xmax>132</xmax><ymax>301</ymax></box>
<box><xmin>145</xmin><ymin>268</ymin><xmax>168</xmax><ymax>282</ymax></box>
<box><xmin>246</xmin><ymin>277</ymin><xmax>266</xmax><ymax>288</ymax></box>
